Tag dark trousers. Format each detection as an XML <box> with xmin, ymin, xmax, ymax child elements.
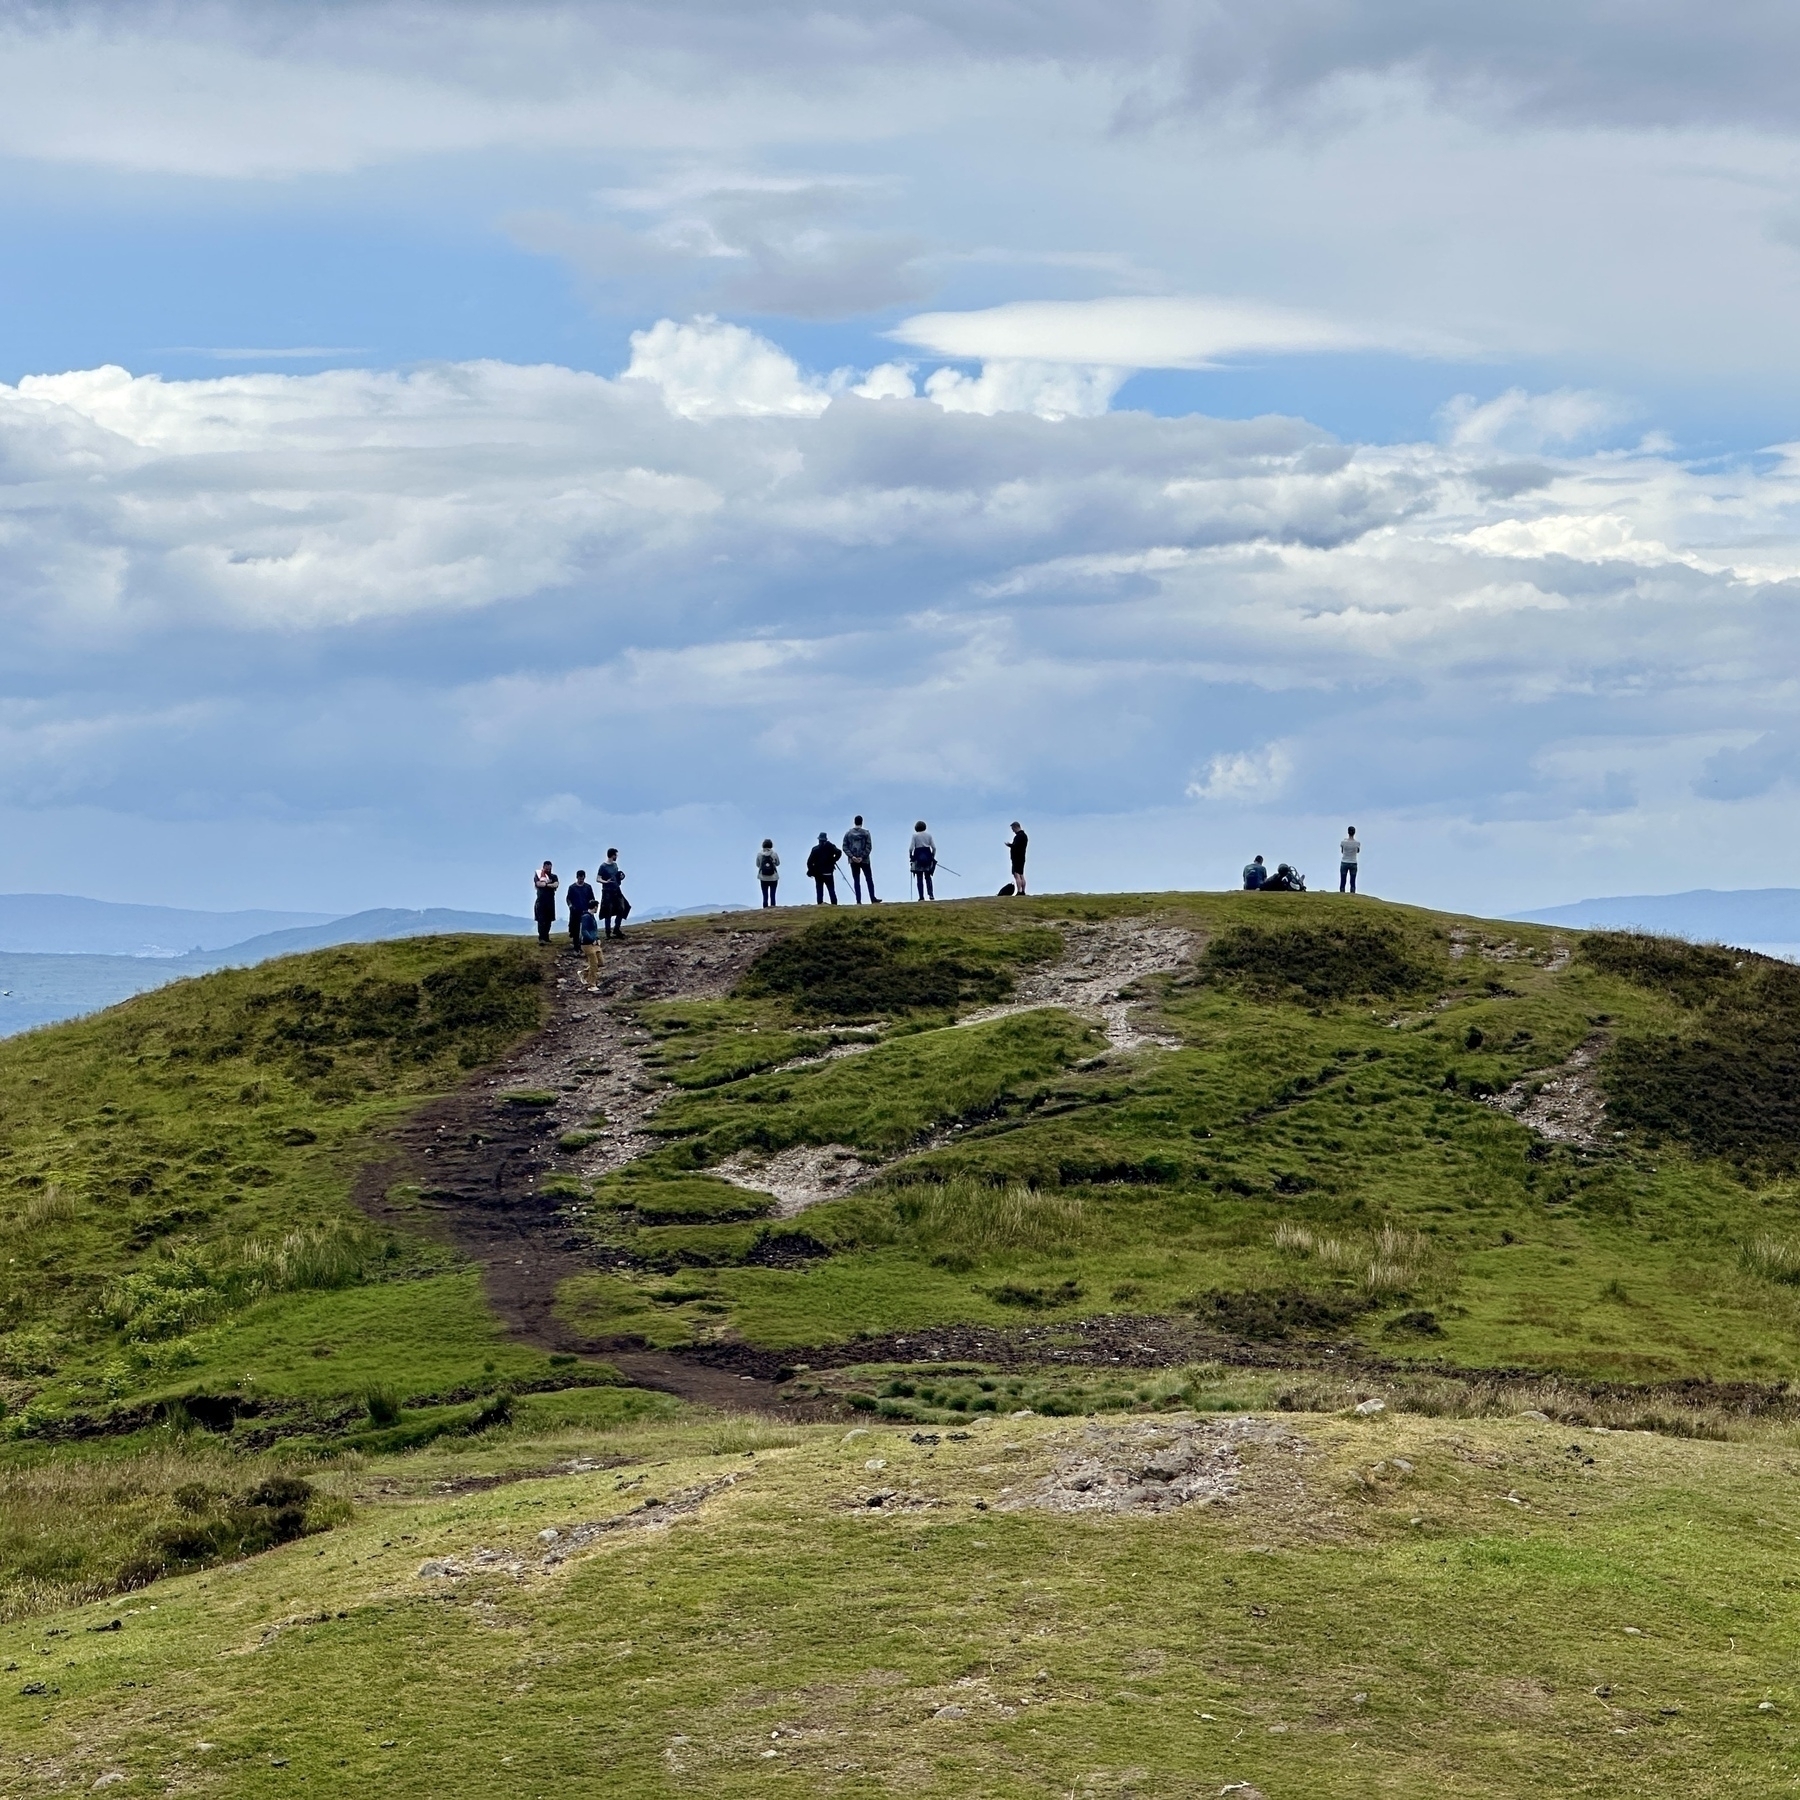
<box><xmin>1340</xmin><ymin>862</ymin><xmax>1358</xmax><ymax>893</ymax></box>
<box><xmin>535</xmin><ymin>912</ymin><xmax>554</xmax><ymax>944</ymax></box>
<box><xmin>914</xmin><ymin>869</ymin><xmax>934</xmax><ymax>900</ymax></box>
<box><xmin>814</xmin><ymin>875</ymin><xmax>838</xmax><ymax>904</ymax></box>
<box><xmin>849</xmin><ymin>859</ymin><xmax>876</xmax><ymax>902</ymax></box>
<box><xmin>568</xmin><ymin>911</ymin><xmax>584</xmax><ymax>944</ymax></box>
<box><xmin>761</xmin><ymin>881</ymin><xmax>778</xmax><ymax>907</ymax></box>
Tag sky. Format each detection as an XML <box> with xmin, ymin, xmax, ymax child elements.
<box><xmin>6</xmin><ymin>1</ymin><xmax>1800</xmax><ymax>918</ymax></box>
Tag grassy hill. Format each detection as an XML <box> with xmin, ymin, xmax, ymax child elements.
<box><xmin>6</xmin><ymin>895</ymin><xmax>1800</xmax><ymax>1796</ymax></box>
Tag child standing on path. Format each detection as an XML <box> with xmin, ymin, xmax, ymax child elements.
<box><xmin>1339</xmin><ymin>827</ymin><xmax>1361</xmax><ymax>894</ymax></box>
<box><xmin>756</xmin><ymin>840</ymin><xmax>780</xmax><ymax>907</ymax></box>
<box><xmin>579</xmin><ymin>907</ymin><xmax>604</xmax><ymax>990</ymax></box>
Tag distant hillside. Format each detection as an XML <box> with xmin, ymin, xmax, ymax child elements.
<box><xmin>183</xmin><ymin>906</ymin><xmax>533</xmax><ymax>968</ymax></box>
<box><xmin>0</xmin><ymin>906</ymin><xmax>535</xmax><ymax>1038</ymax></box>
<box><xmin>1512</xmin><ymin>886</ymin><xmax>1800</xmax><ymax>955</ymax></box>
<box><xmin>0</xmin><ymin>892</ymin><xmax>335</xmax><ymax>956</ymax></box>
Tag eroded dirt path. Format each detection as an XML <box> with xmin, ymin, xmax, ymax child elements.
<box><xmin>353</xmin><ymin>914</ymin><xmax>1196</xmax><ymax>1409</ymax></box>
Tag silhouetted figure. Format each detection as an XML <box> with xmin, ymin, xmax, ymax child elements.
<box><xmin>533</xmin><ymin>862</ymin><xmax>559</xmax><ymax>944</ymax></box>
<box><xmin>842</xmin><ymin>816</ymin><xmax>878</xmax><ymax>902</ymax></box>
<box><xmin>597</xmin><ymin>849</ymin><xmax>628</xmax><ymax>939</ymax></box>
<box><xmin>1007</xmin><ymin>821</ymin><xmax>1029</xmax><ymax>894</ymax></box>
<box><xmin>565</xmin><ymin>869</ymin><xmax>596</xmax><ymax>945</ymax></box>
<box><xmin>756</xmin><ymin>839</ymin><xmax>780</xmax><ymax>907</ymax></box>
<box><xmin>807</xmin><ymin>833</ymin><xmax>842</xmax><ymax>904</ymax></box>
<box><xmin>1339</xmin><ymin>826</ymin><xmax>1361</xmax><ymax>894</ymax></box>
<box><xmin>910</xmin><ymin>822</ymin><xmax>937</xmax><ymax>900</ymax></box>
<box><xmin>1242</xmin><ymin>855</ymin><xmax>1266</xmax><ymax>890</ymax></box>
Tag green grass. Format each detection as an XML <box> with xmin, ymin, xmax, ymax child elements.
<box><xmin>7</xmin><ymin>1405</ymin><xmax>1800</xmax><ymax>1796</ymax></box>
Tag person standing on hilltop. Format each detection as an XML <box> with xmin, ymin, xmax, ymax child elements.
<box><xmin>1339</xmin><ymin>826</ymin><xmax>1361</xmax><ymax>894</ymax></box>
<box><xmin>910</xmin><ymin>821</ymin><xmax>937</xmax><ymax>901</ymax></box>
<box><xmin>756</xmin><ymin>839</ymin><xmax>780</xmax><ymax>907</ymax></box>
<box><xmin>842</xmin><ymin>816</ymin><xmax>878</xmax><ymax>903</ymax></box>
<box><xmin>597</xmin><ymin>849</ymin><xmax>629</xmax><ymax>939</ymax></box>
<box><xmin>1006</xmin><ymin>821</ymin><xmax>1029</xmax><ymax>895</ymax></box>
<box><xmin>533</xmin><ymin>861</ymin><xmax>559</xmax><ymax>944</ymax></box>
<box><xmin>806</xmin><ymin>833</ymin><xmax>842</xmax><ymax>905</ymax></box>
<box><xmin>565</xmin><ymin>868</ymin><xmax>596</xmax><ymax>946</ymax></box>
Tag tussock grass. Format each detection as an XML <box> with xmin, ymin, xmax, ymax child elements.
<box><xmin>1274</xmin><ymin>1221</ymin><xmax>1437</xmax><ymax>1296</ymax></box>
<box><xmin>1742</xmin><ymin>1234</ymin><xmax>1800</xmax><ymax>1284</ymax></box>
<box><xmin>893</xmin><ymin>1180</ymin><xmax>1088</xmax><ymax>1263</ymax></box>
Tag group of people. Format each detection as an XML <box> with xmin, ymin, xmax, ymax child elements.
<box><xmin>533</xmin><ymin>853</ymin><xmax>628</xmax><ymax>988</ymax></box>
<box><xmin>758</xmin><ymin>819</ymin><xmax>1029</xmax><ymax>907</ymax></box>
<box><xmin>1242</xmin><ymin>827</ymin><xmax>1363</xmax><ymax>895</ymax></box>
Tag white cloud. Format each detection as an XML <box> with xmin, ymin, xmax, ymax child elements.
<box><xmin>851</xmin><ymin>362</ymin><xmax>917</xmax><ymax>401</ymax></box>
<box><xmin>1187</xmin><ymin>742</ymin><xmax>1297</xmax><ymax>803</ymax></box>
<box><xmin>1440</xmin><ymin>386</ymin><xmax>1634</xmax><ymax>451</ymax></box>
<box><xmin>923</xmin><ymin>361</ymin><xmax>1124</xmax><ymax>420</ymax></box>
<box><xmin>622</xmin><ymin>316</ymin><xmax>832</xmax><ymax>419</ymax></box>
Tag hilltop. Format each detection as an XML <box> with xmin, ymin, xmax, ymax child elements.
<box><xmin>6</xmin><ymin>894</ymin><xmax>1800</xmax><ymax>1796</ymax></box>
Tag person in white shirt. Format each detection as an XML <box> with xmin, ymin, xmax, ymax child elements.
<box><xmin>1339</xmin><ymin>826</ymin><xmax>1361</xmax><ymax>894</ymax></box>
<box><xmin>909</xmin><ymin>822</ymin><xmax>937</xmax><ymax>900</ymax></box>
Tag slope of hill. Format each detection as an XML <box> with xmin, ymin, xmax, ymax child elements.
<box><xmin>6</xmin><ymin>897</ymin><xmax>1800</xmax><ymax>1795</ymax></box>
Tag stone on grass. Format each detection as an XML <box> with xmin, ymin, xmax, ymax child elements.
<box><xmin>1353</xmin><ymin>1398</ymin><xmax>1385</xmax><ymax>1416</ymax></box>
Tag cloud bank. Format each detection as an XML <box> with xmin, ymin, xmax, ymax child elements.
<box><xmin>6</xmin><ymin>323</ymin><xmax>1800</xmax><ymax>910</ymax></box>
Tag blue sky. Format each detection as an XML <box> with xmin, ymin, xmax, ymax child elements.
<box><xmin>7</xmin><ymin>2</ymin><xmax>1800</xmax><ymax>919</ymax></box>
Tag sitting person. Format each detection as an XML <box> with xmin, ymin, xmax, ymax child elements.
<box><xmin>1242</xmin><ymin>854</ymin><xmax>1267</xmax><ymax>890</ymax></box>
<box><xmin>1261</xmin><ymin>862</ymin><xmax>1307</xmax><ymax>893</ymax></box>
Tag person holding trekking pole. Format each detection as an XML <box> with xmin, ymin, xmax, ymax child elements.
<box><xmin>756</xmin><ymin>839</ymin><xmax>780</xmax><ymax>907</ymax></box>
<box><xmin>842</xmin><ymin>816</ymin><xmax>878</xmax><ymax>903</ymax></box>
<box><xmin>910</xmin><ymin>821</ymin><xmax>937</xmax><ymax>900</ymax></box>
<box><xmin>806</xmin><ymin>833</ymin><xmax>843</xmax><ymax>904</ymax></box>
<box><xmin>1339</xmin><ymin>826</ymin><xmax>1361</xmax><ymax>894</ymax></box>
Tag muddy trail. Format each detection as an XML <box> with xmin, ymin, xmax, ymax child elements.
<box><xmin>353</xmin><ymin>924</ymin><xmax>784</xmax><ymax>1412</ymax></box>
<box><xmin>359</xmin><ymin>912</ymin><xmax>1598</xmax><ymax>1419</ymax></box>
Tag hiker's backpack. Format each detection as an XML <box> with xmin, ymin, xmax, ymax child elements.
<box><xmin>579</xmin><ymin>910</ymin><xmax>600</xmax><ymax>944</ymax></box>
<box><xmin>757</xmin><ymin>851</ymin><xmax>778</xmax><ymax>879</ymax></box>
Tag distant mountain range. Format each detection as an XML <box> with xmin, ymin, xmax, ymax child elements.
<box><xmin>1511</xmin><ymin>888</ymin><xmax>1800</xmax><ymax>955</ymax></box>
<box><xmin>0</xmin><ymin>896</ymin><xmax>741</xmax><ymax>1037</ymax></box>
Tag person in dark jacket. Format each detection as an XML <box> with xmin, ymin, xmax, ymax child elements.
<box><xmin>597</xmin><ymin>850</ymin><xmax>628</xmax><ymax>938</ymax></box>
<box><xmin>533</xmin><ymin>861</ymin><xmax>559</xmax><ymax>944</ymax></box>
<box><xmin>841</xmin><ymin>816</ymin><xmax>877</xmax><ymax>902</ymax></box>
<box><xmin>806</xmin><ymin>833</ymin><xmax>842</xmax><ymax>904</ymax></box>
<box><xmin>565</xmin><ymin>869</ymin><xmax>596</xmax><ymax>944</ymax></box>
<box><xmin>1007</xmin><ymin>822</ymin><xmax>1029</xmax><ymax>895</ymax></box>
<box><xmin>1242</xmin><ymin>855</ymin><xmax>1266</xmax><ymax>890</ymax></box>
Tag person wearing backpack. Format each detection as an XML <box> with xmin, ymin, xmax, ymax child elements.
<box><xmin>806</xmin><ymin>833</ymin><xmax>843</xmax><ymax>904</ymax></box>
<box><xmin>1242</xmin><ymin>854</ymin><xmax>1267</xmax><ymax>890</ymax></box>
<box><xmin>532</xmin><ymin>861</ymin><xmax>559</xmax><ymax>944</ymax></box>
<box><xmin>565</xmin><ymin>869</ymin><xmax>596</xmax><ymax>946</ymax></box>
<box><xmin>909</xmin><ymin>821</ymin><xmax>937</xmax><ymax>900</ymax></box>
<box><xmin>578</xmin><ymin>904</ymin><xmax>604</xmax><ymax>989</ymax></box>
<box><xmin>596</xmin><ymin>850</ymin><xmax>629</xmax><ymax>939</ymax></box>
<box><xmin>756</xmin><ymin>839</ymin><xmax>780</xmax><ymax>907</ymax></box>
<box><xmin>841</xmin><ymin>816</ymin><xmax>878</xmax><ymax>903</ymax></box>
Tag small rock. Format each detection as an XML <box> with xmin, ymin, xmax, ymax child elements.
<box><xmin>537</xmin><ymin>1528</ymin><xmax>561</xmax><ymax>1543</ymax></box>
<box><xmin>1354</xmin><ymin>1398</ymin><xmax>1385</xmax><ymax>1416</ymax></box>
<box><xmin>1760</xmin><ymin>1701</ymin><xmax>1777</xmax><ymax>1711</ymax></box>
<box><xmin>1624</xmin><ymin>1626</ymin><xmax>1642</xmax><ymax>1636</ymax></box>
<box><xmin>93</xmin><ymin>1776</ymin><xmax>127</xmax><ymax>1790</ymax></box>
<box><xmin>1519</xmin><ymin>1409</ymin><xmax>1551</xmax><ymax>1423</ymax></box>
<box><xmin>1219</xmin><ymin>1785</ymin><xmax>1267</xmax><ymax>1799</ymax></box>
<box><xmin>1010</xmin><ymin>1409</ymin><xmax>1035</xmax><ymax>1419</ymax></box>
<box><xmin>1391</xmin><ymin>1457</ymin><xmax>1413</xmax><ymax>1473</ymax></box>
<box><xmin>1505</xmin><ymin>1491</ymin><xmax>1527</xmax><ymax>1506</ymax></box>
<box><xmin>932</xmin><ymin>1705</ymin><xmax>968</xmax><ymax>1720</ymax></box>
<box><xmin>866</xmin><ymin>1489</ymin><xmax>896</xmax><ymax>1508</ymax></box>
<box><xmin>19</xmin><ymin>1681</ymin><xmax>47</xmax><ymax>1695</ymax></box>
<box><xmin>380</xmin><ymin>1739</ymin><xmax>397</xmax><ymax>1748</ymax></box>
<box><xmin>864</xmin><ymin>1459</ymin><xmax>887</xmax><ymax>1472</ymax></box>
<box><xmin>270</xmin><ymin>1758</ymin><xmax>289</xmax><ymax>1768</ymax></box>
